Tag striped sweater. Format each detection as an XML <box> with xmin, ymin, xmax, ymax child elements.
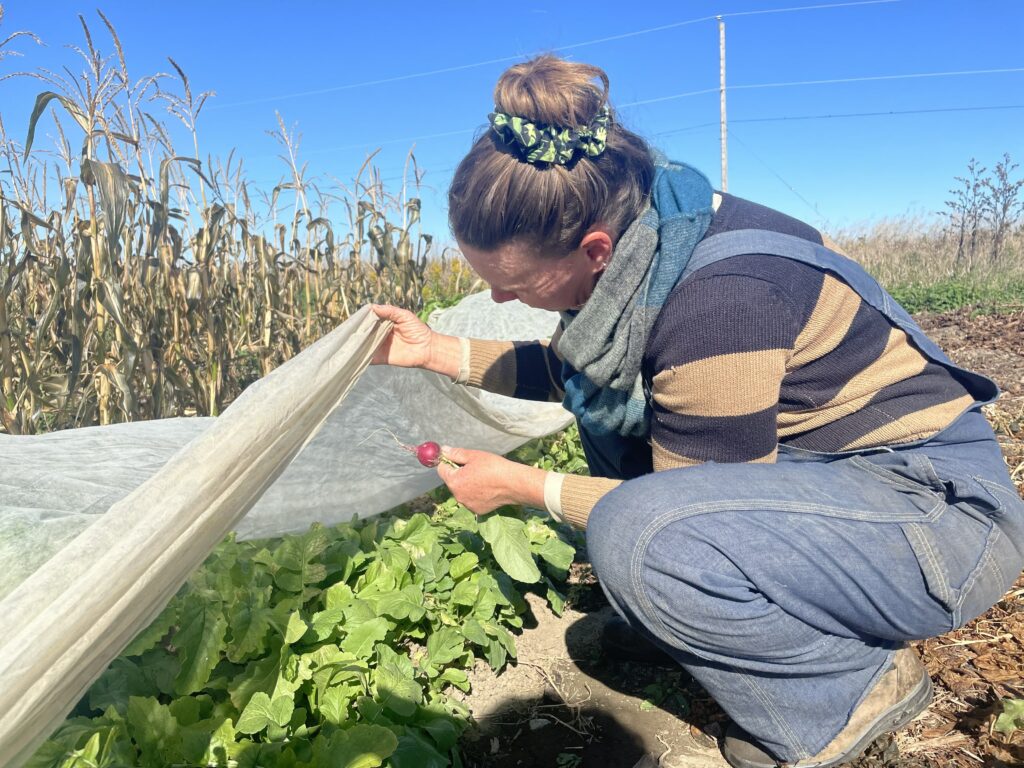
<box><xmin>463</xmin><ymin>193</ymin><xmax>975</xmax><ymax>528</ymax></box>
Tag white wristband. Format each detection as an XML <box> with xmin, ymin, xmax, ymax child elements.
<box><xmin>543</xmin><ymin>471</ymin><xmax>566</xmax><ymax>523</ymax></box>
<box><xmin>454</xmin><ymin>337</ymin><xmax>471</xmax><ymax>385</ymax></box>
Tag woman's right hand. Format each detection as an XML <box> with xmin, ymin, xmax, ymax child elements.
<box><xmin>370</xmin><ymin>305</ymin><xmax>461</xmax><ymax>378</ymax></box>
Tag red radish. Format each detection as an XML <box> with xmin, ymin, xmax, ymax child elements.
<box><xmin>416</xmin><ymin>441</ymin><xmax>443</xmax><ymax>467</ymax></box>
<box><xmin>361</xmin><ymin>428</ymin><xmax>458</xmax><ymax>468</ymax></box>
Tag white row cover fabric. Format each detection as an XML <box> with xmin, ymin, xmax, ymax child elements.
<box><xmin>0</xmin><ymin>293</ymin><xmax>570</xmax><ymax>766</ymax></box>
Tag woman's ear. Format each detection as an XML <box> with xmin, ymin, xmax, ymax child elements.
<box><xmin>580</xmin><ymin>228</ymin><xmax>614</xmax><ymax>273</ymax></box>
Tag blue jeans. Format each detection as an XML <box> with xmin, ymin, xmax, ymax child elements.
<box><xmin>584</xmin><ymin>411</ymin><xmax>1024</xmax><ymax>761</ymax></box>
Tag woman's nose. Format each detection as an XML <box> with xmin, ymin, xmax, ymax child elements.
<box><xmin>491</xmin><ymin>288</ymin><xmax>517</xmax><ymax>304</ymax></box>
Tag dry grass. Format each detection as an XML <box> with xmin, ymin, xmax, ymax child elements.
<box><xmin>831</xmin><ymin>214</ymin><xmax>1024</xmax><ymax>308</ymax></box>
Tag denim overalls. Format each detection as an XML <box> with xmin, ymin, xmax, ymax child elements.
<box><xmin>583</xmin><ymin>230</ymin><xmax>1024</xmax><ymax>761</ymax></box>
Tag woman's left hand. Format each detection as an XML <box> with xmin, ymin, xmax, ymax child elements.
<box><xmin>436</xmin><ymin>446</ymin><xmax>547</xmax><ymax>515</ymax></box>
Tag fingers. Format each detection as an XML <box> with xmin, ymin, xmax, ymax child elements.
<box><xmin>436</xmin><ymin>460</ymin><xmax>458</xmax><ymax>484</ymax></box>
<box><xmin>369</xmin><ymin>304</ymin><xmax>433</xmax><ymax>369</ymax></box>
<box><xmin>434</xmin><ymin>447</ymin><xmax>511</xmax><ymax>516</ymax></box>
<box><xmin>436</xmin><ymin>445</ymin><xmax>463</xmax><ymax>484</ymax></box>
<box><xmin>370</xmin><ymin>304</ymin><xmax>416</xmax><ymax>323</ymax></box>
<box><xmin>440</xmin><ymin>445</ymin><xmax>469</xmax><ymax>465</ymax></box>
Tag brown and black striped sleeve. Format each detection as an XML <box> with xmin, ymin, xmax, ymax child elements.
<box><xmin>463</xmin><ymin>332</ymin><xmax>565</xmax><ymax>403</ymax></box>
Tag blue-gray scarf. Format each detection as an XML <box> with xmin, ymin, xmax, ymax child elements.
<box><xmin>559</xmin><ymin>161</ymin><xmax>714</xmax><ymax>437</ymax></box>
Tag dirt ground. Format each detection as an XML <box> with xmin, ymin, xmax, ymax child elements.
<box><xmin>458</xmin><ymin>307</ymin><xmax>1024</xmax><ymax>768</ymax></box>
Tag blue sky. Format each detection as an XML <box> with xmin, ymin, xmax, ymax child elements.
<box><xmin>2</xmin><ymin>0</ymin><xmax>1023</xmax><ymax>240</ymax></box>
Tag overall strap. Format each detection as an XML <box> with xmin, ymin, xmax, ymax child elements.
<box><xmin>683</xmin><ymin>229</ymin><xmax>999</xmax><ymax>404</ymax></box>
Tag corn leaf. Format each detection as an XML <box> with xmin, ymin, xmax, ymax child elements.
<box><xmin>23</xmin><ymin>91</ymin><xmax>88</xmax><ymax>158</ymax></box>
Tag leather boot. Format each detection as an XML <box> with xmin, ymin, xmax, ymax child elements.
<box><xmin>722</xmin><ymin>647</ymin><xmax>932</xmax><ymax>768</ymax></box>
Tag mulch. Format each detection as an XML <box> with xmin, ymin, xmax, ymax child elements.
<box><xmin>879</xmin><ymin>307</ymin><xmax>1024</xmax><ymax>768</ymax></box>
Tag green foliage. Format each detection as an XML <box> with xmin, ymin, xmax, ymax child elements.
<box><xmin>29</xmin><ymin>483</ymin><xmax>578</xmax><ymax>767</ymax></box>
<box><xmin>512</xmin><ymin>424</ymin><xmax>590</xmax><ymax>477</ymax></box>
<box><xmin>888</xmin><ymin>277</ymin><xmax>1024</xmax><ymax>314</ymax></box>
<box><xmin>637</xmin><ymin>671</ymin><xmax>690</xmax><ymax>714</ymax></box>
<box><xmin>479</xmin><ymin>516</ymin><xmax>542</xmax><ymax>584</ymax></box>
<box><xmin>994</xmin><ymin>698</ymin><xmax>1024</xmax><ymax>735</ymax></box>
<box><xmin>417</xmin><ymin>296</ymin><xmax>467</xmax><ymax>323</ymax></box>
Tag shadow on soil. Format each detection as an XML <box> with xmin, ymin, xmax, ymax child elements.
<box><xmin>459</xmin><ymin>594</ymin><xmax>728</xmax><ymax>768</ymax></box>
<box><xmin>457</xmin><ymin>577</ymin><xmax>960</xmax><ymax>768</ymax></box>
<box><xmin>460</xmin><ymin>694</ymin><xmax>651</xmax><ymax>767</ymax></box>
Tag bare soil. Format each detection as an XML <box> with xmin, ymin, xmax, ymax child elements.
<box><xmin>458</xmin><ymin>307</ymin><xmax>1024</xmax><ymax>768</ymax></box>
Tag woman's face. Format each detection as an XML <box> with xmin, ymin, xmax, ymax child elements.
<box><xmin>459</xmin><ymin>232</ymin><xmax>612</xmax><ymax>312</ymax></box>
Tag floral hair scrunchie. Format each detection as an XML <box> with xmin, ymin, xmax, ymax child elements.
<box><xmin>488</xmin><ymin>105</ymin><xmax>610</xmax><ymax>165</ymax></box>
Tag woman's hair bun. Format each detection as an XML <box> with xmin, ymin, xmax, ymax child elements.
<box><xmin>493</xmin><ymin>54</ymin><xmax>611</xmax><ymax>129</ymax></box>
<box><xmin>449</xmin><ymin>54</ymin><xmax>654</xmax><ymax>256</ymax></box>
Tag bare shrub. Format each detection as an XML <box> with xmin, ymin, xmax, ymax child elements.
<box><xmin>983</xmin><ymin>153</ymin><xmax>1024</xmax><ymax>264</ymax></box>
<box><xmin>835</xmin><ymin>155</ymin><xmax>1024</xmax><ymax>295</ymax></box>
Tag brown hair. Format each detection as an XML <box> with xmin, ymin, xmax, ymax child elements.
<box><xmin>448</xmin><ymin>54</ymin><xmax>655</xmax><ymax>257</ymax></box>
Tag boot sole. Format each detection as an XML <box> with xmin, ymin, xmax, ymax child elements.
<box><xmin>798</xmin><ymin>672</ymin><xmax>933</xmax><ymax>768</ymax></box>
<box><xmin>723</xmin><ymin>670</ymin><xmax>933</xmax><ymax>768</ymax></box>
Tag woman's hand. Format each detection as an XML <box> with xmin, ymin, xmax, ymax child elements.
<box><xmin>370</xmin><ymin>304</ymin><xmax>461</xmax><ymax>378</ymax></box>
<box><xmin>436</xmin><ymin>446</ymin><xmax>548</xmax><ymax>515</ymax></box>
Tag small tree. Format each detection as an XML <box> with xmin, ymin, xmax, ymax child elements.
<box><xmin>981</xmin><ymin>153</ymin><xmax>1024</xmax><ymax>263</ymax></box>
<box><xmin>943</xmin><ymin>158</ymin><xmax>986</xmax><ymax>270</ymax></box>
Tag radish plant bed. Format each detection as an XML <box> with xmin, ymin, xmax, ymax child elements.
<box><xmin>29</xmin><ymin>495</ymin><xmax>575</xmax><ymax>768</ymax></box>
